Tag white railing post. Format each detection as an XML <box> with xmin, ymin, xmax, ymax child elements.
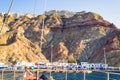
<box><xmin>83</xmin><ymin>71</ymin><xmax>86</xmax><ymax>80</ymax></box>
<box><xmin>36</xmin><ymin>70</ymin><xmax>39</xmax><ymax>80</ymax></box>
<box><xmin>13</xmin><ymin>70</ymin><xmax>15</xmax><ymax>80</ymax></box>
<box><xmin>107</xmin><ymin>72</ymin><xmax>109</xmax><ymax>80</ymax></box>
<box><xmin>2</xmin><ymin>70</ymin><xmax>4</xmax><ymax>80</ymax></box>
<box><xmin>65</xmin><ymin>70</ymin><xmax>67</xmax><ymax>80</ymax></box>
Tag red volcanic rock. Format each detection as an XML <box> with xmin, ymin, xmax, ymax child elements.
<box><xmin>43</xmin><ymin>42</ymin><xmax>68</xmax><ymax>61</ymax></box>
<box><xmin>88</xmin><ymin>29</ymin><xmax>120</xmax><ymax>66</ymax></box>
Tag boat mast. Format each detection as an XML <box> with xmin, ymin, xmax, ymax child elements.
<box><xmin>40</xmin><ymin>0</ymin><xmax>46</xmax><ymax>49</ymax></box>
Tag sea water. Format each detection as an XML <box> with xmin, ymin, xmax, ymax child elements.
<box><xmin>41</xmin><ymin>72</ymin><xmax>120</xmax><ymax>80</ymax></box>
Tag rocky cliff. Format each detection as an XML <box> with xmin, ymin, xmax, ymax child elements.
<box><xmin>0</xmin><ymin>11</ymin><xmax>120</xmax><ymax>66</ymax></box>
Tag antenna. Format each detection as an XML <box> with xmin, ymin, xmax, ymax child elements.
<box><xmin>0</xmin><ymin>0</ymin><xmax>14</xmax><ymax>33</ymax></box>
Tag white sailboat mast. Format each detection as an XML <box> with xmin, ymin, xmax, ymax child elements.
<box><xmin>40</xmin><ymin>0</ymin><xmax>46</xmax><ymax>49</ymax></box>
<box><xmin>0</xmin><ymin>0</ymin><xmax>14</xmax><ymax>33</ymax></box>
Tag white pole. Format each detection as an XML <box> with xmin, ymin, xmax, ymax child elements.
<box><xmin>50</xmin><ymin>44</ymin><xmax>53</xmax><ymax>76</ymax></box>
<box><xmin>103</xmin><ymin>48</ymin><xmax>107</xmax><ymax>70</ymax></box>
<box><xmin>40</xmin><ymin>0</ymin><xmax>47</xmax><ymax>48</ymax></box>
<box><xmin>2</xmin><ymin>70</ymin><xmax>3</xmax><ymax>80</ymax></box>
<box><xmin>107</xmin><ymin>72</ymin><xmax>109</xmax><ymax>80</ymax></box>
<box><xmin>36</xmin><ymin>71</ymin><xmax>39</xmax><ymax>80</ymax></box>
<box><xmin>83</xmin><ymin>71</ymin><xmax>86</xmax><ymax>80</ymax></box>
<box><xmin>51</xmin><ymin>44</ymin><xmax>53</xmax><ymax>63</ymax></box>
<box><xmin>13</xmin><ymin>70</ymin><xmax>15</xmax><ymax>80</ymax></box>
<box><xmin>65</xmin><ymin>70</ymin><xmax>67</xmax><ymax>80</ymax></box>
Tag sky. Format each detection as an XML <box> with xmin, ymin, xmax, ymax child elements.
<box><xmin>0</xmin><ymin>0</ymin><xmax>120</xmax><ymax>28</ymax></box>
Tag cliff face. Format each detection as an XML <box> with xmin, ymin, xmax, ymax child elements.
<box><xmin>0</xmin><ymin>11</ymin><xmax>120</xmax><ymax>66</ymax></box>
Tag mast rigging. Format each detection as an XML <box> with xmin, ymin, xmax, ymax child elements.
<box><xmin>0</xmin><ymin>0</ymin><xmax>14</xmax><ymax>33</ymax></box>
<box><xmin>40</xmin><ymin>0</ymin><xmax>47</xmax><ymax>48</ymax></box>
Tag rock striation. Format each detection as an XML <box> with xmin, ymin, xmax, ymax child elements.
<box><xmin>0</xmin><ymin>11</ymin><xmax>120</xmax><ymax>66</ymax></box>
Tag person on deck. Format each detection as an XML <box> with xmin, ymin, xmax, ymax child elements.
<box><xmin>23</xmin><ymin>67</ymin><xmax>39</xmax><ymax>80</ymax></box>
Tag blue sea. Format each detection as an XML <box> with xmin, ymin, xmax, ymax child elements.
<box><xmin>42</xmin><ymin>71</ymin><xmax>120</xmax><ymax>80</ymax></box>
<box><xmin>0</xmin><ymin>71</ymin><xmax>120</xmax><ymax>80</ymax></box>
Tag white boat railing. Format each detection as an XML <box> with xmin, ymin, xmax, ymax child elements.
<box><xmin>0</xmin><ymin>70</ymin><xmax>120</xmax><ymax>80</ymax></box>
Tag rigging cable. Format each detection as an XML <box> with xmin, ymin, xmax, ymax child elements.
<box><xmin>0</xmin><ymin>0</ymin><xmax>14</xmax><ymax>33</ymax></box>
<box><xmin>33</xmin><ymin>0</ymin><xmax>37</xmax><ymax>16</ymax></box>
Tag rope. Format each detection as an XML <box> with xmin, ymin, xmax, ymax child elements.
<box><xmin>0</xmin><ymin>0</ymin><xmax>14</xmax><ymax>33</ymax></box>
